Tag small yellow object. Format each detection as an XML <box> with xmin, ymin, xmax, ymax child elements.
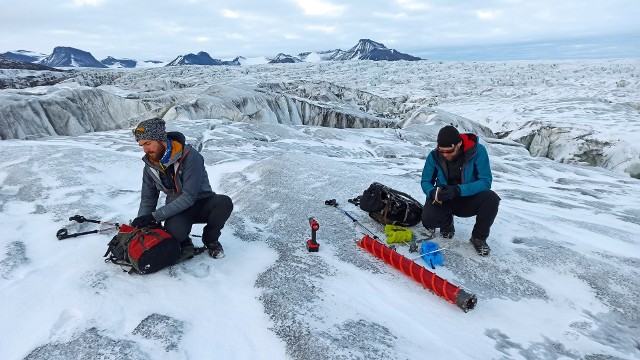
<box><xmin>385</xmin><ymin>224</ymin><xmax>413</xmax><ymax>244</ymax></box>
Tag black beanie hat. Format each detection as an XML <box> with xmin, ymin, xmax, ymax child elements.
<box><xmin>133</xmin><ymin>118</ymin><xmax>167</xmax><ymax>142</ymax></box>
<box><xmin>437</xmin><ymin>125</ymin><xmax>462</xmax><ymax>148</ymax></box>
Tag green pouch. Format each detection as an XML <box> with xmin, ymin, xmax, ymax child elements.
<box><xmin>385</xmin><ymin>224</ymin><xmax>413</xmax><ymax>244</ymax></box>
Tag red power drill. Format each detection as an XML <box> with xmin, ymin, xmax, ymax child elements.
<box><xmin>306</xmin><ymin>217</ymin><xmax>320</xmax><ymax>252</ymax></box>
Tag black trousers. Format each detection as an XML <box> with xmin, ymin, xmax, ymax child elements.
<box><xmin>164</xmin><ymin>194</ymin><xmax>233</xmax><ymax>245</ymax></box>
<box><xmin>421</xmin><ymin>190</ymin><xmax>500</xmax><ymax>241</ymax></box>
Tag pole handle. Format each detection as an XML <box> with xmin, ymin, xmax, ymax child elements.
<box><xmin>69</xmin><ymin>215</ymin><xmax>120</xmax><ymax>227</ymax></box>
<box><xmin>69</xmin><ymin>215</ymin><xmax>102</xmax><ymax>224</ymax></box>
<box><xmin>57</xmin><ymin>229</ymin><xmax>100</xmax><ymax>240</ymax></box>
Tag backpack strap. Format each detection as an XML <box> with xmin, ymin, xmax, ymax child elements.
<box><xmin>381</xmin><ymin>185</ymin><xmax>422</xmax><ymax>226</ymax></box>
<box><xmin>171</xmin><ymin>148</ymin><xmax>192</xmax><ymax>192</ymax></box>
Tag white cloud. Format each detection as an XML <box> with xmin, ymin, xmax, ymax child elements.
<box><xmin>50</xmin><ymin>29</ymin><xmax>80</xmax><ymax>35</ymax></box>
<box><xmin>221</xmin><ymin>9</ymin><xmax>240</xmax><ymax>19</ymax></box>
<box><xmin>304</xmin><ymin>25</ymin><xmax>337</xmax><ymax>34</ymax></box>
<box><xmin>70</xmin><ymin>0</ymin><xmax>105</xmax><ymax>6</ymax></box>
<box><xmin>195</xmin><ymin>36</ymin><xmax>210</xmax><ymax>42</ymax></box>
<box><xmin>225</xmin><ymin>33</ymin><xmax>248</xmax><ymax>41</ymax></box>
<box><xmin>291</xmin><ymin>0</ymin><xmax>346</xmax><ymax>16</ymax></box>
<box><xmin>147</xmin><ymin>21</ymin><xmax>185</xmax><ymax>35</ymax></box>
<box><xmin>396</xmin><ymin>0</ymin><xmax>431</xmax><ymax>11</ymax></box>
<box><xmin>476</xmin><ymin>10</ymin><xmax>499</xmax><ymax>20</ymax></box>
<box><xmin>373</xmin><ymin>12</ymin><xmax>408</xmax><ymax>20</ymax></box>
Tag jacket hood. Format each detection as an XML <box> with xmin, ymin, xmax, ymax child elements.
<box><xmin>167</xmin><ymin>131</ymin><xmax>185</xmax><ymax>145</ymax></box>
<box><xmin>460</xmin><ymin>133</ymin><xmax>478</xmax><ymax>151</ymax></box>
<box><xmin>460</xmin><ymin>133</ymin><xmax>478</xmax><ymax>161</ymax></box>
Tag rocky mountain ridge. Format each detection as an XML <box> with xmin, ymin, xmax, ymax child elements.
<box><xmin>2</xmin><ymin>39</ymin><xmax>421</xmax><ymax>69</ymax></box>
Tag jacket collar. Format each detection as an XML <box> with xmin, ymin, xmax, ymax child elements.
<box><xmin>143</xmin><ymin>132</ymin><xmax>187</xmax><ymax>169</ymax></box>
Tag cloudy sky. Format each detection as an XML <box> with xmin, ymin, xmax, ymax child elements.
<box><xmin>1</xmin><ymin>0</ymin><xmax>639</xmax><ymax>61</ymax></box>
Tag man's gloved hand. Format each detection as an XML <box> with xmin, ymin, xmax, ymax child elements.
<box><xmin>131</xmin><ymin>214</ymin><xmax>156</xmax><ymax>228</ymax></box>
<box><xmin>438</xmin><ymin>185</ymin><xmax>461</xmax><ymax>202</ymax></box>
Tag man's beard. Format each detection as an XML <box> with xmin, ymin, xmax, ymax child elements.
<box><xmin>148</xmin><ymin>144</ymin><xmax>166</xmax><ymax>162</ymax></box>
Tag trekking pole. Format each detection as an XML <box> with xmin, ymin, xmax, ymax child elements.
<box><xmin>69</xmin><ymin>215</ymin><xmax>120</xmax><ymax>227</ymax></box>
<box><xmin>56</xmin><ymin>224</ymin><xmax>120</xmax><ymax>240</ymax></box>
<box><xmin>324</xmin><ymin>199</ymin><xmax>381</xmax><ymax>241</ymax></box>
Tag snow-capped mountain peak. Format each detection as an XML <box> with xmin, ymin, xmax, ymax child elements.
<box><xmin>268</xmin><ymin>53</ymin><xmax>301</xmax><ymax>64</ymax></box>
<box><xmin>353</xmin><ymin>39</ymin><xmax>387</xmax><ymax>53</ymax></box>
<box><xmin>38</xmin><ymin>46</ymin><xmax>107</xmax><ymax>68</ymax></box>
<box><xmin>0</xmin><ymin>50</ymin><xmax>48</xmax><ymax>63</ymax></box>
<box><xmin>333</xmin><ymin>39</ymin><xmax>421</xmax><ymax>61</ymax></box>
<box><xmin>0</xmin><ymin>54</ymin><xmax>59</xmax><ymax>71</ymax></box>
<box><xmin>166</xmin><ymin>51</ymin><xmax>240</xmax><ymax>66</ymax></box>
<box><xmin>299</xmin><ymin>49</ymin><xmax>346</xmax><ymax>62</ymax></box>
<box><xmin>101</xmin><ymin>56</ymin><xmax>137</xmax><ymax>68</ymax></box>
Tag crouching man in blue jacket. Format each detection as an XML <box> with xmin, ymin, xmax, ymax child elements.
<box><xmin>131</xmin><ymin>118</ymin><xmax>233</xmax><ymax>259</ymax></box>
<box><xmin>421</xmin><ymin>125</ymin><xmax>500</xmax><ymax>256</ymax></box>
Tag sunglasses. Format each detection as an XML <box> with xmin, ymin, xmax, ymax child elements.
<box><xmin>132</xmin><ymin>127</ymin><xmax>144</xmax><ymax>136</ymax></box>
<box><xmin>438</xmin><ymin>147</ymin><xmax>457</xmax><ymax>154</ymax></box>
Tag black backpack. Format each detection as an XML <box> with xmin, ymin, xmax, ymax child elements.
<box><xmin>353</xmin><ymin>182</ymin><xmax>423</xmax><ymax>227</ymax></box>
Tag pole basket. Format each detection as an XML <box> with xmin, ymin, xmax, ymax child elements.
<box><xmin>357</xmin><ymin>234</ymin><xmax>477</xmax><ymax>312</ymax></box>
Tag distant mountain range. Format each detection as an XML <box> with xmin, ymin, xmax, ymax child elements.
<box><xmin>166</xmin><ymin>51</ymin><xmax>241</xmax><ymax>66</ymax></box>
<box><xmin>1</xmin><ymin>50</ymin><xmax>47</xmax><ymax>63</ymax></box>
<box><xmin>298</xmin><ymin>49</ymin><xmax>346</xmax><ymax>62</ymax></box>
<box><xmin>0</xmin><ymin>39</ymin><xmax>421</xmax><ymax>70</ymax></box>
<box><xmin>0</xmin><ymin>55</ymin><xmax>60</xmax><ymax>71</ymax></box>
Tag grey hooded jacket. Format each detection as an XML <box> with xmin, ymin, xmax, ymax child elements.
<box><xmin>137</xmin><ymin>132</ymin><xmax>214</xmax><ymax>221</ymax></box>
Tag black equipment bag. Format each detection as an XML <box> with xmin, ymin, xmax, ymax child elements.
<box><xmin>355</xmin><ymin>182</ymin><xmax>423</xmax><ymax>227</ymax></box>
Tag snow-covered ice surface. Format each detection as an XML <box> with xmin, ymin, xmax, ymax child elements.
<box><xmin>0</xmin><ymin>60</ymin><xmax>639</xmax><ymax>359</ymax></box>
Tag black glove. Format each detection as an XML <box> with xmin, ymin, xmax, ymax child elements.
<box><xmin>131</xmin><ymin>214</ymin><xmax>156</xmax><ymax>228</ymax></box>
<box><xmin>438</xmin><ymin>185</ymin><xmax>460</xmax><ymax>202</ymax></box>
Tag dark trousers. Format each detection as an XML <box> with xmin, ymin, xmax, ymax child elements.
<box><xmin>421</xmin><ymin>190</ymin><xmax>500</xmax><ymax>240</ymax></box>
<box><xmin>164</xmin><ymin>194</ymin><xmax>233</xmax><ymax>245</ymax></box>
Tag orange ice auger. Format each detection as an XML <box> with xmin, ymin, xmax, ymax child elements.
<box><xmin>357</xmin><ymin>234</ymin><xmax>476</xmax><ymax>312</ymax></box>
<box><xmin>325</xmin><ymin>199</ymin><xmax>477</xmax><ymax>312</ymax></box>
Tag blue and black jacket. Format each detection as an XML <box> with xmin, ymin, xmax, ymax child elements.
<box><xmin>420</xmin><ymin>133</ymin><xmax>492</xmax><ymax>200</ymax></box>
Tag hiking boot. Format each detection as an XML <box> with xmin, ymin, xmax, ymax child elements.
<box><xmin>205</xmin><ymin>240</ymin><xmax>225</xmax><ymax>259</ymax></box>
<box><xmin>440</xmin><ymin>221</ymin><xmax>455</xmax><ymax>239</ymax></box>
<box><xmin>179</xmin><ymin>238</ymin><xmax>195</xmax><ymax>261</ymax></box>
<box><xmin>470</xmin><ymin>237</ymin><xmax>491</xmax><ymax>256</ymax></box>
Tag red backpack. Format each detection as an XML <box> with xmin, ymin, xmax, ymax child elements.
<box><xmin>104</xmin><ymin>224</ymin><xmax>180</xmax><ymax>274</ymax></box>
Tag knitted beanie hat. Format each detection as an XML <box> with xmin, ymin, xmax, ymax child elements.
<box><xmin>437</xmin><ymin>125</ymin><xmax>462</xmax><ymax>148</ymax></box>
<box><xmin>133</xmin><ymin>118</ymin><xmax>167</xmax><ymax>142</ymax></box>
